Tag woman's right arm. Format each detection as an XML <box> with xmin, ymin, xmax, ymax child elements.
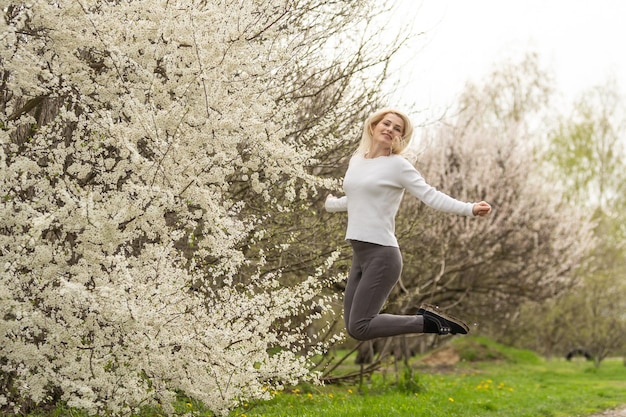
<box><xmin>325</xmin><ymin>194</ymin><xmax>348</xmax><ymax>212</ymax></box>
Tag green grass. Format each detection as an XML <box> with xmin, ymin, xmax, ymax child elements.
<box><xmin>18</xmin><ymin>337</ymin><xmax>626</xmax><ymax>417</ymax></box>
<box><xmin>232</xmin><ymin>337</ymin><xmax>626</xmax><ymax>417</ymax></box>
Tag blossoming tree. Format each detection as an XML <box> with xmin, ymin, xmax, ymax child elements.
<box><xmin>0</xmin><ymin>0</ymin><xmax>403</xmax><ymax>415</ymax></box>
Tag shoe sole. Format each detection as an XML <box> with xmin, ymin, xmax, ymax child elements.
<box><xmin>418</xmin><ymin>303</ymin><xmax>470</xmax><ymax>335</ymax></box>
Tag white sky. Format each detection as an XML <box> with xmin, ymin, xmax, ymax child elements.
<box><xmin>387</xmin><ymin>0</ymin><xmax>626</xmax><ymax>116</ymax></box>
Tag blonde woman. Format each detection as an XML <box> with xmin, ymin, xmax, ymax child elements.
<box><xmin>325</xmin><ymin>108</ymin><xmax>492</xmax><ymax>341</ymax></box>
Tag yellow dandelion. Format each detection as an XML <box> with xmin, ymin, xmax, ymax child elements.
<box><xmin>347</xmin><ymin>389</ymin><xmax>353</xmax><ymax>394</ymax></box>
<box><xmin>328</xmin><ymin>393</ymin><xmax>334</xmax><ymax>399</ymax></box>
<box><xmin>186</xmin><ymin>402</ymin><xmax>192</xmax><ymax>408</ymax></box>
<box><xmin>448</xmin><ymin>397</ymin><xmax>455</xmax><ymax>402</ymax></box>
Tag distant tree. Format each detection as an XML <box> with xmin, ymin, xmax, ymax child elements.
<box><xmin>546</xmin><ymin>77</ymin><xmax>626</xmax><ymax>209</ymax></box>
<box><xmin>517</xmin><ymin>79</ymin><xmax>626</xmax><ymax>365</ymax></box>
<box><xmin>0</xmin><ymin>0</ymin><xmax>409</xmax><ymax>415</ymax></box>
<box><xmin>561</xmin><ymin>243</ymin><xmax>626</xmax><ymax>367</ymax></box>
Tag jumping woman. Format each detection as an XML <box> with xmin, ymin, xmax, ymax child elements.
<box><xmin>325</xmin><ymin>108</ymin><xmax>492</xmax><ymax>341</ymax></box>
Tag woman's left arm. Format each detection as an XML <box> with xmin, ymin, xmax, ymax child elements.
<box><xmin>399</xmin><ymin>158</ymin><xmax>475</xmax><ymax>217</ymax></box>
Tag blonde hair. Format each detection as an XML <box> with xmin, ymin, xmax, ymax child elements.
<box><xmin>355</xmin><ymin>108</ymin><xmax>414</xmax><ymax>156</ymax></box>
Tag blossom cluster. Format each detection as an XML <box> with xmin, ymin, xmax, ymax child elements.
<box><xmin>0</xmin><ymin>0</ymin><xmax>357</xmax><ymax>415</ymax></box>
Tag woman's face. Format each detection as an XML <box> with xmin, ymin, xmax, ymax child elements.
<box><xmin>372</xmin><ymin>113</ymin><xmax>405</xmax><ymax>150</ymax></box>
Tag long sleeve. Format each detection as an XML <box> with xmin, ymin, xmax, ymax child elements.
<box><xmin>325</xmin><ymin>196</ymin><xmax>348</xmax><ymax>212</ymax></box>
<box><xmin>398</xmin><ymin>158</ymin><xmax>474</xmax><ymax>217</ymax></box>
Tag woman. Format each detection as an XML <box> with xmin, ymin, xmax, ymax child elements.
<box><xmin>325</xmin><ymin>108</ymin><xmax>492</xmax><ymax>341</ymax></box>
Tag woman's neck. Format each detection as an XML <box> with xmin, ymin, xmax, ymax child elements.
<box><xmin>366</xmin><ymin>146</ymin><xmax>392</xmax><ymax>159</ymax></box>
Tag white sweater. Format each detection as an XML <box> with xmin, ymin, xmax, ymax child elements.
<box><xmin>325</xmin><ymin>154</ymin><xmax>474</xmax><ymax>247</ymax></box>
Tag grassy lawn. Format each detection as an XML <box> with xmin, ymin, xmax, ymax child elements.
<box><xmin>232</xmin><ymin>337</ymin><xmax>626</xmax><ymax>417</ymax></box>
<box><xmin>20</xmin><ymin>337</ymin><xmax>626</xmax><ymax>417</ymax></box>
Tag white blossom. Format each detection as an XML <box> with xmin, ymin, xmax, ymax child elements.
<box><xmin>0</xmin><ymin>0</ymin><xmax>359</xmax><ymax>415</ymax></box>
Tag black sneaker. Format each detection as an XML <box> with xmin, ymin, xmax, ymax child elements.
<box><xmin>418</xmin><ymin>303</ymin><xmax>469</xmax><ymax>335</ymax></box>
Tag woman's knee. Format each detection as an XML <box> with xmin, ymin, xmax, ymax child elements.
<box><xmin>347</xmin><ymin>321</ymin><xmax>370</xmax><ymax>341</ymax></box>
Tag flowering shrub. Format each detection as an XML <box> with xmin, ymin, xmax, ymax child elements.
<box><xmin>0</xmin><ymin>0</ymin><xmax>380</xmax><ymax>415</ymax></box>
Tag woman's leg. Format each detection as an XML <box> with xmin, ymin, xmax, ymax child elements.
<box><xmin>343</xmin><ymin>251</ymin><xmax>361</xmax><ymax>337</ymax></box>
<box><xmin>344</xmin><ymin>240</ymin><xmax>423</xmax><ymax>340</ymax></box>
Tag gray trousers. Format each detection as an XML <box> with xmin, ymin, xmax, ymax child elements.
<box><xmin>344</xmin><ymin>240</ymin><xmax>424</xmax><ymax>341</ymax></box>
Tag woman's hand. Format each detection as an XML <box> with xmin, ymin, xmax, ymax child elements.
<box><xmin>472</xmin><ymin>201</ymin><xmax>492</xmax><ymax>217</ymax></box>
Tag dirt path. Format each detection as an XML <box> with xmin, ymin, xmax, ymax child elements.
<box><xmin>587</xmin><ymin>406</ymin><xmax>626</xmax><ymax>417</ymax></box>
